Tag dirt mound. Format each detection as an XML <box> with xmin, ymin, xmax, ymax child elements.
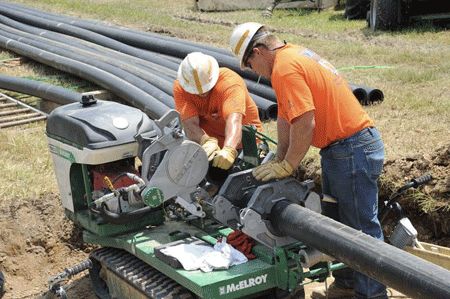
<box><xmin>381</xmin><ymin>143</ymin><xmax>450</xmax><ymax>246</ymax></box>
<box><xmin>0</xmin><ymin>194</ymin><xmax>97</xmax><ymax>299</ymax></box>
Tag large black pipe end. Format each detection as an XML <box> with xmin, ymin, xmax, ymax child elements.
<box><xmin>353</xmin><ymin>88</ymin><xmax>368</xmax><ymax>104</ymax></box>
<box><xmin>266</xmin><ymin>104</ymin><xmax>278</xmax><ymax>121</ymax></box>
<box><xmin>368</xmin><ymin>89</ymin><xmax>384</xmax><ymax>103</ymax></box>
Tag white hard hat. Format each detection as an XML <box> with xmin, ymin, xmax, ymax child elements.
<box><xmin>177</xmin><ymin>52</ymin><xmax>220</xmax><ymax>95</ymax></box>
<box><xmin>230</xmin><ymin>22</ymin><xmax>265</xmax><ymax>70</ymax></box>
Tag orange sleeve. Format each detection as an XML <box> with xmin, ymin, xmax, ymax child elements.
<box><xmin>173</xmin><ymin>79</ymin><xmax>199</xmax><ymax>121</ymax></box>
<box><xmin>220</xmin><ymin>84</ymin><xmax>247</xmax><ymax>121</ymax></box>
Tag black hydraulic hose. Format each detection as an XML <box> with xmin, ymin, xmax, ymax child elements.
<box><xmin>0</xmin><ymin>74</ymin><xmax>81</xmax><ymax>105</ymax></box>
<box><xmin>0</xmin><ymin>35</ymin><xmax>170</xmax><ymax>119</ymax></box>
<box><xmin>270</xmin><ymin>201</ymin><xmax>450</xmax><ymax>299</ymax></box>
<box><xmin>89</xmin><ymin>203</ymin><xmax>160</xmax><ymax>225</ymax></box>
<box><xmin>0</xmin><ymin>26</ymin><xmax>176</xmax><ymax>109</ymax></box>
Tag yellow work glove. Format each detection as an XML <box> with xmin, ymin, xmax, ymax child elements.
<box><xmin>200</xmin><ymin>137</ymin><xmax>220</xmax><ymax>162</ymax></box>
<box><xmin>251</xmin><ymin>156</ymin><xmax>281</xmax><ymax>174</ymax></box>
<box><xmin>212</xmin><ymin>146</ymin><xmax>238</xmax><ymax>170</ymax></box>
<box><xmin>253</xmin><ymin>160</ymin><xmax>293</xmax><ymax>182</ymax></box>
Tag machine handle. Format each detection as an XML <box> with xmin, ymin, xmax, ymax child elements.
<box><xmin>380</xmin><ymin>174</ymin><xmax>432</xmax><ymax>222</ymax></box>
<box><xmin>65</xmin><ymin>259</ymin><xmax>92</xmax><ymax>276</ymax></box>
<box><xmin>412</xmin><ymin>174</ymin><xmax>433</xmax><ymax>187</ymax></box>
<box><xmin>397</xmin><ymin>174</ymin><xmax>432</xmax><ymax>193</ymax></box>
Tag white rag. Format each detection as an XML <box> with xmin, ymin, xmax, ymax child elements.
<box><xmin>160</xmin><ymin>238</ymin><xmax>248</xmax><ymax>272</ymax></box>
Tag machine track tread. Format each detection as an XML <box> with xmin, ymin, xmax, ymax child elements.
<box><xmin>89</xmin><ymin>247</ymin><xmax>196</xmax><ymax>299</ymax></box>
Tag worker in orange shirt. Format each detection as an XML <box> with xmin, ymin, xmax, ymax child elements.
<box><xmin>173</xmin><ymin>52</ymin><xmax>262</xmax><ymax>172</ymax></box>
<box><xmin>230</xmin><ymin>23</ymin><xmax>387</xmax><ymax>299</ymax></box>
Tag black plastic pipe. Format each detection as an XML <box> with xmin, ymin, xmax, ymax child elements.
<box><xmin>0</xmin><ymin>3</ymin><xmax>270</xmax><ymax>86</ymax></box>
<box><xmin>0</xmin><ymin>25</ymin><xmax>176</xmax><ymax>110</ymax></box>
<box><xmin>0</xmin><ymin>2</ymin><xmax>234</xmax><ymax>58</ymax></box>
<box><xmin>0</xmin><ymin>15</ymin><xmax>276</xmax><ymax>122</ymax></box>
<box><xmin>0</xmin><ymin>74</ymin><xmax>81</xmax><ymax>105</ymax></box>
<box><xmin>348</xmin><ymin>83</ymin><xmax>368</xmax><ymax>104</ymax></box>
<box><xmin>0</xmin><ymin>7</ymin><xmax>278</xmax><ymax>119</ymax></box>
<box><xmin>0</xmin><ymin>5</ymin><xmax>182</xmax><ymax>71</ymax></box>
<box><xmin>0</xmin><ymin>35</ymin><xmax>170</xmax><ymax>119</ymax></box>
<box><xmin>0</xmin><ymin>3</ymin><xmax>383</xmax><ymax>110</ymax></box>
<box><xmin>349</xmin><ymin>83</ymin><xmax>384</xmax><ymax>105</ymax></box>
<box><xmin>0</xmin><ymin>14</ymin><xmax>179</xmax><ymax>86</ymax></box>
<box><xmin>270</xmin><ymin>201</ymin><xmax>450</xmax><ymax>299</ymax></box>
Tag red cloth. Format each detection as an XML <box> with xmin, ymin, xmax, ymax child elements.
<box><xmin>225</xmin><ymin>231</ymin><xmax>256</xmax><ymax>259</ymax></box>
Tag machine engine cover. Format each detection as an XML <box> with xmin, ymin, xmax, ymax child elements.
<box><xmin>46</xmin><ymin>100</ymin><xmax>154</xmax><ymax>149</ymax></box>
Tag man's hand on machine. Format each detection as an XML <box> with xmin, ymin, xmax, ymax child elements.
<box><xmin>212</xmin><ymin>146</ymin><xmax>238</xmax><ymax>170</ymax></box>
<box><xmin>200</xmin><ymin>137</ymin><xmax>220</xmax><ymax>161</ymax></box>
<box><xmin>253</xmin><ymin>159</ymin><xmax>293</xmax><ymax>182</ymax></box>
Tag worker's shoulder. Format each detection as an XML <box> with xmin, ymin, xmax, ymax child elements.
<box><xmin>218</xmin><ymin>67</ymin><xmax>245</xmax><ymax>84</ymax></box>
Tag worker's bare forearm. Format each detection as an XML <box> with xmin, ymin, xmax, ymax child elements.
<box><xmin>182</xmin><ymin>116</ymin><xmax>209</xmax><ymax>143</ymax></box>
<box><xmin>282</xmin><ymin>111</ymin><xmax>315</xmax><ymax>169</ymax></box>
<box><xmin>223</xmin><ymin>112</ymin><xmax>243</xmax><ymax>149</ymax></box>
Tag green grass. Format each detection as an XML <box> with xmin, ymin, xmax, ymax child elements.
<box><xmin>0</xmin><ymin>125</ymin><xmax>58</xmax><ymax>201</ymax></box>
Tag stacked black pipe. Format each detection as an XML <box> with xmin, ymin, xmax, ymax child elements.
<box><xmin>0</xmin><ymin>2</ymin><xmax>381</xmax><ymax>120</ymax></box>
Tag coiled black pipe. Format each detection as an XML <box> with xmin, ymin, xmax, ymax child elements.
<box><xmin>0</xmin><ymin>5</ymin><xmax>182</xmax><ymax>71</ymax></box>
<box><xmin>0</xmin><ymin>74</ymin><xmax>81</xmax><ymax>105</ymax></box>
<box><xmin>1</xmin><ymin>2</ymin><xmax>234</xmax><ymax>57</ymax></box>
<box><xmin>0</xmin><ymin>35</ymin><xmax>170</xmax><ymax>119</ymax></box>
<box><xmin>0</xmin><ymin>5</ymin><xmax>278</xmax><ymax>120</ymax></box>
<box><xmin>0</xmin><ymin>2</ymin><xmax>383</xmax><ymax>112</ymax></box>
<box><xmin>270</xmin><ymin>201</ymin><xmax>450</xmax><ymax>299</ymax></box>
<box><xmin>0</xmin><ymin>2</ymin><xmax>273</xmax><ymax>89</ymax></box>
<box><xmin>0</xmin><ymin>25</ymin><xmax>176</xmax><ymax>110</ymax></box>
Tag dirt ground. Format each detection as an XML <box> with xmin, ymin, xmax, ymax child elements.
<box><xmin>0</xmin><ymin>143</ymin><xmax>448</xmax><ymax>299</ymax></box>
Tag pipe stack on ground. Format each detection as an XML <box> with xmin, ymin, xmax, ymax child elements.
<box><xmin>0</xmin><ymin>2</ymin><xmax>380</xmax><ymax>120</ymax></box>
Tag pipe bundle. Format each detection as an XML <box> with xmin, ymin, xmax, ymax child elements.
<box><xmin>0</xmin><ymin>2</ymin><xmax>381</xmax><ymax>121</ymax></box>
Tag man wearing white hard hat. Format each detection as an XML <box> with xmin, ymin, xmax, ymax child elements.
<box><xmin>230</xmin><ymin>23</ymin><xmax>387</xmax><ymax>299</ymax></box>
<box><xmin>173</xmin><ymin>52</ymin><xmax>262</xmax><ymax>172</ymax></box>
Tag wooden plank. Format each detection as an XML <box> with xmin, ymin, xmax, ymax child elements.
<box><xmin>0</xmin><ymin>115</ymin><xmax>47</xmax><ymax>128</ymax></box>
<box><xmin>405</xmin><ymin>242</ymin><xmax>450</xmax><ymax>270</ymax></box>
<box><xmin>0</xmin><ymin>112</ymin><xmax>41</xmax><ymax>123</ymax></box>
<box><xmin>0</xmin><ymin>108</ymin><xmax>30</xmax><ymax>116</ymax></box>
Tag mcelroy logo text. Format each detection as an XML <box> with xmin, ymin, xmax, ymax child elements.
<box><xmin>219</xmin><ymin>274</ymin><xmax>268</xmax><ymax>295</ymax></box>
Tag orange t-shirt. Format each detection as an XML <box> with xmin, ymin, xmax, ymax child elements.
<box><xmin>271</xmin><ymin>44</ymin><xmax>374</xmax><ymax>149</ymax></box>
<box><xmin>173</xmin><ymin>68</ymin><xmax>262</xmax><ymax>148</ymax></box>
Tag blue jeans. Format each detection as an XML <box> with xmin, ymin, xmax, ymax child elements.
<box><xmin>320</xmin><ymin>127</ymin><xmax>388</xmax><ymax>299</ymax></box>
